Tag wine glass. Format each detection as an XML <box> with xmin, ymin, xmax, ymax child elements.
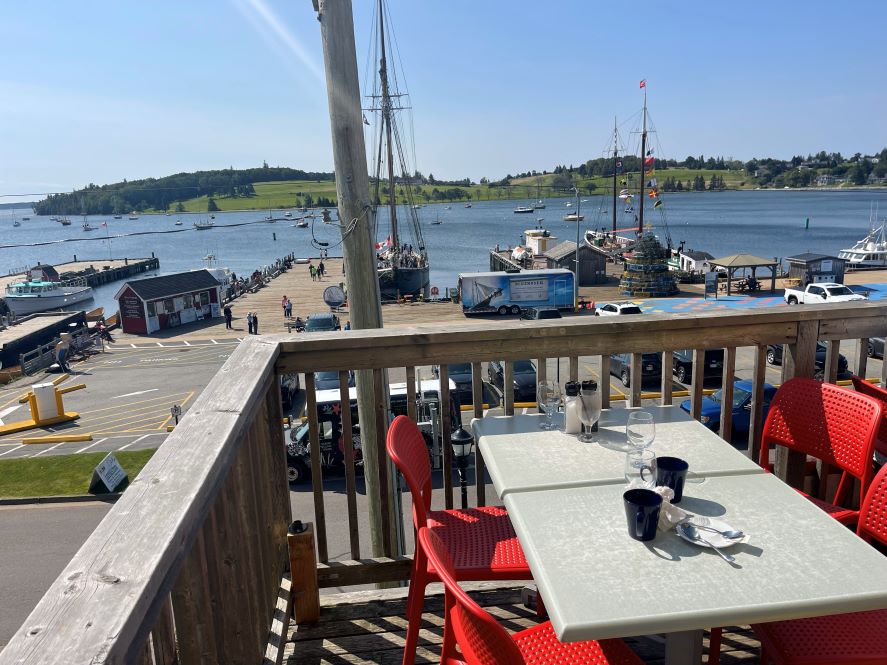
<box><xmin>537</xmin><ymin>381</ymin><xmax>562</xmax><ymax>430</ymax></box>
<box><xmin>577</xmin><ymin>384</ymin><xmax>602</xmax><ymax>443</ymax></box>
<box><xmin>626</xmin><ymin>411</ymin><xmax>655</xmax><ymax>449</ymax></box>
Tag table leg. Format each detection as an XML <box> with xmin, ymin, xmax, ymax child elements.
<box><xmin>664</xmin><ymin>629</ymin><xmax>703</xmax><ymax>665</ymax></box>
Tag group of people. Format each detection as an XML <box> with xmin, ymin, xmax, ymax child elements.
<box><xmin>281</xmin><ymin>295</ymin><xmax>294</xmax><ymax>318</ymax></box>
<box><xmin>308</xmin><ymin>260</ymin><xmax>326</xmax><ymax>281</ymax></box>
<box><xmin>246</xmin><ymin>311</ymin><xmax>260</xmax><ymax>335</ymax></box>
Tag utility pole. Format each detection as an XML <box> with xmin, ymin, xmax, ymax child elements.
<box><xmin>314</xmin><ymin>0</ymin><xmax>394</xmax><ymax>558</ymax></box>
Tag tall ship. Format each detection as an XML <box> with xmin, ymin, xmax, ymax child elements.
<box><xmin>365</xmin><ymin>0</ymin><xmax>430</xmax><ymax>301</ymax></box>
<box><xmin>838</xmin><ymin>208</ymin><xmax>887</xmax><ymax>269</ymax></box>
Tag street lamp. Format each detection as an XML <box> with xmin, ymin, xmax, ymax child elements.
<box><xmin>572</xmin><ymin>186</ymin><xmax>581</xmax><ymax>288</ymax></box>
<box><xmin>451</xmin><ymin>425</ymin><xmax>474</xmax><ymax>509</ymax></box>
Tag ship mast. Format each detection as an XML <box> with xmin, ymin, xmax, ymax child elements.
<box><xmin>611</xmin><ymin>117</ymin><xmax>618</xmax><ymax>233</ymax></box>
<box><xmin>378</xmin><ymin>0</ymin><xmax>399</xmax><ymax>251</ymax></box>
<box><xmin>638</xmin><ymin>87</ymin><xmax>647</xmax><ymax>236</ymax></box>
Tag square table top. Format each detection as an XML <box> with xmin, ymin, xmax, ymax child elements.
<box><xmin>473</xmin><ymin>406</ymin><xmax>763</xmax><ymax>496</ymax></box>
<box><xmin>504</xmin><ymin>472</ymin><xmax>887</xmax><ymax>642</ymax></box>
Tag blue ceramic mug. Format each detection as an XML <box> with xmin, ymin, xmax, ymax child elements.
<box><xmin>656</xmin><ymin>456</ymin><xmax>690</xmax><ymax>503</ymax></box>
<box><xmin>623</xmin><ymin>488</ymin><xmax>662</xmax><ymax>542</ymax></box>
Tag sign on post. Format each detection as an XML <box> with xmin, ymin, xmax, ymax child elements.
<box><xmin>89</xmin><ymin>453</ymin><xmax>128</xmax><ymax>494</ymax></box>
<box><xmin>704</xmin><ymin>272</ymin><xmax>719</xmax><ymax>300</ymax></box>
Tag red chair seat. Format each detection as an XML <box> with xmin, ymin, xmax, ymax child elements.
<box><xmin>752</xmin><ymin>609</ymin><xmax>887</xmax><ymax>665</ymax></box>
<box><xmin>796</xmin><ymin>490</ymin><xmax>859</xmax><ymax>525</ymax></box>
<box><xmin>426</xmin><ymin>506</ymin><xmax>528</xmax><ymax>578</ymax></box>
<box><xmin>512</xmin><ymin>622</ymin><xmax>643</xmax><ymax>665</ymax></box>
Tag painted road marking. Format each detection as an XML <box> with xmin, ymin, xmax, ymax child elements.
<box><xmin>0</xmin><ymin>405</ymin><xmax>22</xmax><ymax>424</ymax></box>
<box><xmin>0</xmin><ymin>444</ymin><xmax>24</xmax><ymax>458</ymax></box>
<box><xmin>76</xmin><ymin>437</ymin><xmax>108</xmax><ymax>454</ymax></box>
<box><xmin>112</xmin><ymin>389</ymin><xmax>160</xmax><ymax>400</ymax></box>
<box><xmin>117</xmin><ymin>433</ymin><xmax>153</xmax><ymax>451</ymax></box>
<box><xmin>130</xmin><ymin>344</ymin><xmax>137</xmax><ymax>348</ymax></box>
<box><xmin>156</xmin><ymin>342</ymin><xmax>164</xmax><ymax>347</ymax></box>
<box><xmin>31</xmin><ymin>442</ymin><xmax>68</xmax><ymax>458</ymax></box>
<box><xmin>211</xmin><ymin>339</ymin><xmax>219</xmax><ymax>344</ymax></box>
<box><xmin>183</xmin><ymin>340</ymin><xmax>191</xmax><ymax>346</ymax></box>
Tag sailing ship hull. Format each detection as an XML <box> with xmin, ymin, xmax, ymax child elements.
<box><xmin>378</xmin><ymin>265</ymin><xmax>429</xmax><ymax>301</ymax></box>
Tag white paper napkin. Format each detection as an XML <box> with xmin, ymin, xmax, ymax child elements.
<box><xmin>650</xmin><ymin>485</ymin><xmax>691</xmax><ymax>531</ymax></box>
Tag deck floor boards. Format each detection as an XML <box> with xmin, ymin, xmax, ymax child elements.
<box><xmin>286</xmin><ymin>584</ymin><xmax>760</xmax><ymax>664</ymax></box>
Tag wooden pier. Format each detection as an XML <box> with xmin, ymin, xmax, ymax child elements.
<box><xmin>0</xmin><ymin>256</ymin><xmax>160</xmax><ymax>293</ymax></box>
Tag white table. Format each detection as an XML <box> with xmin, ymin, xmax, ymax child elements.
<box><xmin>472</xmin><ymin>407</ymin><xmax>762</xmax><ymax>496</ymax></box>
<box><xmin>474</xmin><ymin>410</ymin><xmax>887</xmax><ymax>665</ymax></box>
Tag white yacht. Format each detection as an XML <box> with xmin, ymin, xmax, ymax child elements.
<box><xmin>838</xmin><ymin>223</ymin><xmax>887</xmax><ymax>269</ymax></box>
<box><xmin>4</xmin><ymin>277</ymin><xmax>94</xmax><ymax>315</ymax></box>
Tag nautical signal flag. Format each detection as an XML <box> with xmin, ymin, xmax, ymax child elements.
<box><xmin>615</xmin><ymin>159</ymin><xmax>624</xmax><ymax>173</ymax></box>
<box><xmin>648</xmin><ymin>178</ymin><xmax>658</xmax><ymax>188</ymax></box>
<box><xmin>639</xmin><ymin>79</ymin><xmax>646</xmax><ymax>89</ymax></box>
<box><xmin>653</xmin><ymin>200</ymin><xmax>663</xmax><ymax>209</ymax></box>
<box><xmin>644</xmin><ymin>155</ymin><xmax>655</xmax><ymax>167</ymax></box>
<box><xmin>648</xmin><ymin>189</ymin><xmax>659</xmax><ymax>199</ymax></box>
<box><xmin>374</xmin><ymin>236</ymin><xmax>391</xmax><ymax>250</ymax></box>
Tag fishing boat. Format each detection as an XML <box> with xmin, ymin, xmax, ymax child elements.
<box><xmin>4</xmin><ymin>275</ymin><xmax>94</xmax><ymax>315</ymax></box>
<box><xmin>194</xmin><ymin>219</ymin><xmax>214</xmax><ymax>230</ymax></box>
<box><xmin>128</xmin><ymin>215</ymin><xmax>139</xmax><ymax>220</ymax></box>
<box><xmin>838</xmin><ymin>217</ymin><xmax>887</xmax><ymax>269</ymax></box>
<box><xmin>366</xmin><ymin>0</ymin><xmax>430</xmax><ymax>301</ymax></box>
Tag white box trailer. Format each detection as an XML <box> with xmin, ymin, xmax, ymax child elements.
<box><xmin>459</xmin><ymin>269</ymin><xmax>576</xmax><ymax>315</ymax></box>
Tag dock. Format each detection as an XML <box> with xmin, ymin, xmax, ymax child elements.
<box><xmin>0</xmin><ymin>311</ymin><xmax>87</xmax><ymax>378</ymax></box>
<box><xmin>0</xmin><ymin>256</ymin><xmax>160</xmax><ymax>293</ymax></box>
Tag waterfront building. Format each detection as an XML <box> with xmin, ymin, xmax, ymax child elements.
<box><xmin>543</xmin><ymin>240</ymin><xmax>608</xmax><ymax>286</ymax></box>
<box><xmin>114</xmin><ymin>270</ymin><xmax>222</xmax><ymax>334</ymax></box>
<box><xmin>785</xmin><ymin>253</ymin><xmax>846</xmax><ymax>284</ymax></box>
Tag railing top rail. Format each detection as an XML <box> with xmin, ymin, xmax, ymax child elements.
<box><xmin>0</xmin><ymin>337</ymin><xmax>280</xmax><ymax>665</ymax></box>
<box><xmin>276</xmin><ymin>302</ymin><xmax>887</xmax><ymax>372</ymax></box>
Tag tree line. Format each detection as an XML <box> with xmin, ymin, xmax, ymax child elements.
<box><xmin>33</xmin><ymin>164</ymin><xmax>334</xmax><ymax>215</ymax></box>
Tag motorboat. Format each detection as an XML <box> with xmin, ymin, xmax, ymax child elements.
<box><xmin>514</xmin><ymin>206</ymin><xmax>535</xmax><ymax>214</ymax></box>
<box><xmin>175</xmin><ymin>220</ymin><xmax>183</xmax><ymax>226</ymax></box>
<box><xmin>284</xmin><ymin>211</ymin><xmax>292</xmax><ymax>217</ymax></box>
<box><xmin>563</xmin><ymin>213</ymin><xmax>585</xmax><ymax>222</ymax></box>
<box><xmin>294</xmin><ymin>220</ymin><xmax>308</xmax><ymax>228</ymax></box>
<box><xmin>194</xmin><ymin>220</ymin><xmax>214</xmax><ymax>230</ymax></box>
<box><xmin>82</xmin><ymin>221</ymin><xmax>96</xmax><ymax>231</ymax></box>
<box><xmin>4</xmin><ymin>277</ymin><xmax>94</xmax><ymax>315</ymax></box>
<box><xmin>838</xmin><ymin>222</ymin><xmax>887</xmax><ymax>269</ymax></box>
<box><xmin>12</xmin><ymin>220</ymin><xmax>21</xmax><ymax>227</ymax></box>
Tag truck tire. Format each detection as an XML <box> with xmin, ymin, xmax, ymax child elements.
<box><xmin>868</xmin><ymin>341</ymin><xmax>877</xmax><ymax>358</ymax></box>
<box><xmin>621</xmin><ymin>370</ymin><xmax>630</xmax><ymax>387</ymax></box>
<box><xmin>510</xmin><ymin>305</ymin><xmax>521</xmax><ymax>315</ymax></box>
<box><xmin>286</xmin><ymin>457</ymin><xmax>309</xmax><ymax>485</ymax></box>
<box><xmin>497</xmin><ymin>305</ymin><xmax>508</xmax><ymax>315</ymax></box>
<box><xmin>787</xmin><ymin>296</ymin><xmax>798</xmax><ymax>305</ymax></box>
<box><xmin>676</xmin><ymin>365</ymin><xmax>688</xmax><ymax>384</ymax></box>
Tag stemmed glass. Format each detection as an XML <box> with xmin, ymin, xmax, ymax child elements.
<box><xmin>626</xmin><ymin>411</ymin><xmax>655</xmax><ymax>450</ymax></box>
<box><xmin>537</xmin><ymin>381</ymin><xmax>562</xmax><ymax>430</ymax></box>
<box><xmin>577</xmin><ymin>382</ymin><xmax>602</xmax><ymax>443</ymax></box>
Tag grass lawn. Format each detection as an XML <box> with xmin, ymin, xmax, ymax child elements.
<box><xmin>0</xmin><ymin>449</ymin><xmax>156</xmax><ymax>498</ymax></box>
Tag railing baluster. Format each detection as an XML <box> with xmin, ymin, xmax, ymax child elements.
<box><xmin>339</xmin><ymin>370</ymin><xmax>360</xmax><ymax>559</ymax></box>
<box><xmin>629</xmin><ymin>352</ymin><xmax>642</xmax><ymax>407</ymax></box>
<box><xmin>472</xmin><ymin>362</ymin><xmax>486</xmax><ymax>507</ymax></box>
<box><xmin>857</xmin><ymin>338</ymin><xmax>869</xmax><ymax>379</ymax></box>
<box><xmin>660</xmin><ymin>350</ymin><xmax>673</xmax><ymax>406</ymax></box>
<box><xmin>777</xmin><ymin>320</ymin><xmax>819</xmax><ymax>487</ymax></box>
<box><xmin>569</xmin><ymin>356</ymin><xmax>579</xmax><ymax>382</ymax></box>
<box><xmin>882</xmin><ymin>349</ymin><xmax>887</xmax><ymax>387</ymax></box>
<box><xmin>690</xmin><ymin>349</ymin><xmax>705</xmax><ymax>419</ymax></box>
<box><xmin>719</xmin><ymin>347</ymin><xmax>737</xmax><ymax>441</ymax></box>
<box><xmin>150</xmin><ymin>597</ymin><xmax>176</xmax><ymax>665</ymax></box>
<box><xmin>405</xmin><ymin>366</ymin><xmax>417</xmax><ymax>422</ymax></box>
<box><xmin>536</xmin><ymin>356</ymin><xmax>547</xmax><ymax>385</ymax></box>
<box><xmin>439</xmin><ymin>364</ymin><xmax>454</xmax><ymax>509</ymax></box>
<box><xmin>372</xmin><ymin>368</ymin><xmax>394</xmax><ymax>555</ymax></box>
<box><xmin>747</xmin><ymin>346</ymin><xmax>768</xmax><ymax>462</ymax></box>
<box><xmin>171</xmin><ymin>530</ymin><xmax>218</xmax><ymax>664</ymax></box>
<box><xmin>503</xmin><ymin>360</ymin><xmax>515</xmax><ymax>415</ymax></box>
<box><xmin>304</xmin><ymin>373</ymin><xmax>328</xmax><ymax>563</ymax></box>
<box><xmin>265</xmin><ymin>381</ymin><xmax>294</xmax><ymax>596</ymax></box>
<box><xmin>824</xmin><ymin>340</ymin><xmax>841</xmax><ymax>383</ymax></box>
<box><xmin>600</xmin><ymin>355</ymin><xmax>611</xmax><ymax>409</ymax></box>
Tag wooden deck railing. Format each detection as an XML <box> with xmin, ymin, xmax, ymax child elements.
<box><xmin>2</xmin><ymin>302</ymin><xmax>886</xmax><ymax>664</ymax></box>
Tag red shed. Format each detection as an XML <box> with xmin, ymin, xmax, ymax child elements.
<box><xmin>114</xmin><ymin>270</ymin><xmax>222</xmax><ymax>335</ymax></box>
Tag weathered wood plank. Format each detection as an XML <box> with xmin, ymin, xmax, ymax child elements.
<box><xmin>171</xmin><ymin>530</ymin><xmax>218</xmax><ymax>665</ymax></box>
<box><xmin>630</xmin><ymin>352</ymin><xmax>642</xmax><ymax>407</ymax></box>
<box><xmin>264</xmin><ymin>576</ymin><xmax>292</xmax><ymax>665</ymax></box>
<box><xmin>600</xmin><ymin>355</ymin><xmax>611</xmax><ymax>409</ymax></box>
<box><xmin>777</xmin><ymin>319</ymin><xmax>819</xmax><ymax>487</ymax></box>
<box><xmin>823</xmin><ymin>339</ymin><xmax>841</xmax><ymax>383</ymax></box>
<box><xmin>438</xmin><ymin>364</ymin><xmax>453</xmax><ymax>510</ymax></box>
<box><xmin>747</xmin><ymin>346</ymin><xmax>768</xmax><ymax>463</ymax></box>
<box><xmin>690</xmin><ymin>349</ymin><xmax>705</xmax><ymax>420</ymax></box>
<box><xmin>317</xmin><ymin>557</ymin><xmax>413</xmax><ymax>588</ymax></box>
<box><xmin>503</xmin><ymin>360</ymin><xmax>515</xmax><ymax>416</ymax></box>
<box><xmin>660</xmin><ymin>350</ymin><xmax>673</xmax><ymax>407</ymax></box>
<box><xmin>569</xmin><ymin>356</ymin><xmax>579</xmax><ymax>383</ymax></box>
<box><xmin>719</xmin><ymin>347</ymin><xmax>736</xmax><ymax>441</ymax></box>
<box><xmin>857</xmin><ymin>338</ymin><xmax>869</xmax><ymax>379</ymax></box>
<box><xmin>405</xmin><ymin>366</ymin><xmax>417</xmax><ymax>422</ymax></box>
<box><xmin>339</xmin><ymin>370</ymin><xmax>360</xmax><ymax>560</ymax></box>
<box><xmin>372</xmin><ymin>368</ymin><xmax>393</xmax><ymax>557</ymax></box>
<box><xmin>471</xmin><ymin>362</ymin><xmax>486</xmax><ymax>507</ymax></box>
<box><xmin>150</xmin><ymin>596</ymin><xmax>176</xmax><ymax>665</ymax></box>
<box><xmin>304</xmin><ymin>373</ymin><xmax>328</xmax><ymax>564</ymax></box>
<box><xmin>288</xmin><ymin>523</ymin><xmax>320</xmax><ymax>624</ymax></box>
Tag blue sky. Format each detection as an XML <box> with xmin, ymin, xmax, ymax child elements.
<box><xmin>1</xmin><ymin>1</ymin><xmax>886</xmax><ymax>199</ymax></box>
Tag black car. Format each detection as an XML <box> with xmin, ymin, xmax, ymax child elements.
<box><xmin>520</xmin><ymin>307</ymin><xmax>563</xmax><ymax>320</ymax></box>
<box><xmin>432</xmin><ymin>363</ymin><xmax>474</xmax><ymax>401</ymax></box>
<box><xmin>609</xmin><ymin>352</ymin><xmax>662</xmax><ymax>388</ymax></box>
<box><xmin>305</xmin><ymin>312</ymin><xmax>341</xmax><ymax>332</ymax></box>
<box><xmin>672</xmin><ymin>348</ymin><xmax>725</xmax><ymax>385</ymax></box>
<box><xmin>487</xmin><ymin>359</ymin><xmax>537</xmax><ymax>402</ymax></box>
<box><xmin>868</xmin><ymin>337</ymin><xmax>885</xmax><ymax>359</ymax></box>
<box><xmin>314</xmin><ymin>370</ymin><xmax>355</xmax><ymax>391</ymax></box>
<box><xmin>766</xmin><ymin>341</ymin><xmax>851</xmax><ymax>380</ymax></box>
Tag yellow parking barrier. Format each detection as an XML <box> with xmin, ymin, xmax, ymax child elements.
<box><xmin>22</xmin><ymin>433</ymin><xmax>93</xmax><ymax>445</ymax></box>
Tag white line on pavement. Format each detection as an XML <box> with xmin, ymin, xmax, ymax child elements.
<box><xmin>183</xmin><ymin>340</ymin><xmax>191</xmax><ymax>346</ymax></box>
<box><xmin>31</xmin><ymin>442</ymin><xmax>68</xmax><ymax>458</ymax></box>
<box><xmin>211</xmin><ymin>339</ymin><xmax>219</xmax><ymax>344</ymax></box>
<box><xmin>0</xmin><ymin>405</ymin><xmax>22</xmax><ymax>424</ymax></box>
<box><xmin>0</xmin><ymin>444</ymin><xmax>24</xmax><ymax>458</ymax></box>
<box><xmin>130</xmin><ymin>344</ymin><xmax>137</xmax><ymax>348</ymax></box>
<box><xmin>111</xmin><ymin>389</ymin><xmax>160</xmax><ymax>400</ymax></box>
<box><xmin>117</xmin><ymin>433</ymin><xmax>153</xmax><ymax>451</ymax></box>
<box><xmin>76</xmin><ymin>437</ymin><xmax>108</xmax><ymax>454</ymax></box>
<box><xmin>156</xmin><ymin>342</ymin><xmax>164</xmax><ymax>347</ymax></box>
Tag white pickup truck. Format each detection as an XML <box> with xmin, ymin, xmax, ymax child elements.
<box><xmin>783</xmin><ymin>282</ymin><xmax>867</xmax><ymax>305</ymax></box>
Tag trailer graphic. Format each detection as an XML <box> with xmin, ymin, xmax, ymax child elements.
<box><xmin>459</xmin><ymin>269</ymin><xmax>575</xmax><ymax>315</ymax></box>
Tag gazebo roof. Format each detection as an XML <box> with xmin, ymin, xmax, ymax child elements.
<box><xmin>710</xmin><ymin>253</ymin><xmax>778</xmax><ymax>268</ymax></box>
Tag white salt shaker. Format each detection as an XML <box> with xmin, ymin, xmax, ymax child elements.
<box><xmin>563</xmin><ymin>381</ymin><xmax>581</xmax><ymax>434</ymax></box>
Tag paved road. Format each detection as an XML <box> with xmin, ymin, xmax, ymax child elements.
<box><xmin>0</xmin><ymin>501</ymin><xmax>113</xmax><ymax>649</ymax></box>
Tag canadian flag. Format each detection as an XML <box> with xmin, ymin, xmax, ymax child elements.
<box><xmin>374</xmin><ymin>236</ymin><xmax>391</xmax><ymax>251</ymax></box>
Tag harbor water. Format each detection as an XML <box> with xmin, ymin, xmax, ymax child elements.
<box><xmin>2</xmin><ymin>189</ymin><xmax>887</xmax><ymax>314</ymax></box>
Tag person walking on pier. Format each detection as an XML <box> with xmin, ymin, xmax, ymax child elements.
<box><xmin>281</xmin><ymin>295</ymin><xmax>289</xmax><ymax>318</ymax></box>
<box><xmin>247</xmin><ymin>311</ymin><xmax>254</xmax><ymax>335</ymax></box>
<box><xmin>310</xmin><ymin>264</ymin><xmax>317</xmax><ymax>281</ymax></box>
<box><xmin>223</xmin><ymin>304</ymin><xmax>233</xmax><ymax>329</ymax></box>
<box><xmin>318</xmin><ymin>260</ymin><xmax>325</xmax><ymax>280</ymax></box>
<box><xmin>284</xmin><ymin>298</ymin><xmax>292</xmax><ymax>319</ymax></box>
<box><xmin>252</xmin><ymin>312</ymin><xmax>259</xmax><ymax>335</ymax></box>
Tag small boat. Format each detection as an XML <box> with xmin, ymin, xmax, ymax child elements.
<box><xmin>128</xmin><ymin>215</ymin><xmax>139</xmax><ymax>220</ymax></box>
<box><xmin>210</xmin><ymin>214</ymin><xmax>215</xmax><ymax>219</ymax></box>
<box><xmin>534</xmin><ymin>201</ymin><xmax>545</xmax><ymax>210</ymax></box>
<box><xmin>194</xmin><ymin>220</ymin><xmax>214</xmax><ymax>230</ymax></box>
<box><xmin>166</xmin><ymin>213</ymin><xmax>171</xmax><ymax>216</ymax></box>
<box><xmin>114</xmin><ymin>215</ymin><xmax>122</xmax><ymax>219</ymax></box>
<box><xmin>563</xmin><ymin>213</ymin><xmax>585</xmax><ymax>222</ymax></box>
<box><xmin>464</xmin><ymin>203</ymin><xmax>472</xmax><ymax>208</ymax></box>
<box><xmin>565</xmin><ymin>202</ymin><xmax>572</xmax><ymax>207</ymax></box>
<box><xmin>13</xmin><ymin>220</ymin><xmax>21</xmax><ymax>227</ymax></box>
<box><xmin>59</xmin><ymin>217</ymin><xmax>72</xmax><ymax>226</ymax></box>
<box><xmin>514</xmin><ymin>206</ymin><xmax>535</xmax><ymax>214</ymax></box>
<box><xmin>411</xmin><ymin>204</ymin><xmax>422</xmax><ymax>209</ymax></box>
<box><xmin>49</xmin><ymin>217</ymin><xmax>58</xmax><ymax>221</ymax></box>
<box><xmin>284</xmin><ymin>211</ymin><xmax>292</xmax><ymax>217</ymax></box>
<box><xmin>295</xmin><ymin>220</ymin><xmax>308</xmax><ymax>228</ymax></box>
<box><xmin>444</xmin><ymin>206</ymin><xmax>451</xmax><ymax>210</ymax></box>
<box><xmin>85</xmin><ymin>306</ymin><xmax>105</xmax><ymax>322</ymax></box>
<box><xmin>838</xmin><ymin>219</ymin><xmax>887</xmax><ymax>269</ymax></box>
<box><xmin>4</xmin><ymin>276</ymin><xmax>94</xmax><ymax>315</ymax></box>
<box><xmin>22</xmin><ymin>216</ymin><xmax>30</xmax><ymax>221</ymax></box>
<box><xmin>430</xmin><ymin>220</ymin><xmax>442</xmax><ymax>225</ymax></box>
<box><xmin>83</xmin><ymin>222</ymin><xmax>96</xmax><ymax>231</ymax></box>
<box><xmin>175</xmin><ymin>220</ymin><xmax>183</xmax><ymax>226</ymax></box>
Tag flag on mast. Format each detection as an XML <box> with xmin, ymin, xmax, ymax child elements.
<box><xmin>374</xmin><ymin>236</ymin><xmax>391</xmax><ymax>251</ymax></box>
<box><xmin>639</xmin><ymin>79</ymin><xmax>646</xmax><ymax>89</ymax></box>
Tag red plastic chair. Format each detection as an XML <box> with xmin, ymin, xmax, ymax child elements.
<box><xmin>387</xmin><ymin>415</ymin><xmax>533</xmax><ymax>665</ymax></box>
<box><xmin>759</xmin><ymin>377</ymin><xmax>882</xmax><ymax>526</ymax></box>
<box><xmin>748</xmin><ymin>461</ymin><xmax>887</xmax><ymax>664</ymax></box>
<box><xmin>419</xmin><ymin>527</ymin><xmax>643</xmax><ymax>665</ymax></box>
<box><xmin>851</xmin><ymin>376</ymin><xmax>887</xmax><ymax>461</ymax></box>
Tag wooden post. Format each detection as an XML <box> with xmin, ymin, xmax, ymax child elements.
<box><xmin>287</xmin><ymin>521</ymin><xmax>320</xmax><ymax>624</ymax></box>
<box><xmin>777</xmin><ymin>319</ymin><xmax>818</xmax><ymax>486</ymax></box>
<box><xmin>315</xmin><ymin>0</ymin><xmax>390</xmax><ymax>559</ymax></box>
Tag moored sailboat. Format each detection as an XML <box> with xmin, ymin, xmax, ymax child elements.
<box><xmin>838</xmin><ymin>206</ymin><xmax>887</xmax><ymax>269</ymax></box>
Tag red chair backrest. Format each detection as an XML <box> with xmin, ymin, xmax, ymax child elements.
<box><xmin>852</xmin><ymin>376</ymin><xmax>887</xmax><ymax>445</ymax></box>
<box><xmin>859</xmin><ymin>462</ymin><xmax>887</xmax><ymax>546</ymax></box>
<box><xmin>386</xmin><ymin>415</ymin><xmax>433</xmax><ymax>528</ymax></box>
<box><xmin>419</xmin><ymin>527</ymin><xmax>526</xmax><ymax>665</ymax></box>
<box><xmin>761</xmin><ymin>377</ymin><xmax>881</xmax><ymax>483</ymax></box>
